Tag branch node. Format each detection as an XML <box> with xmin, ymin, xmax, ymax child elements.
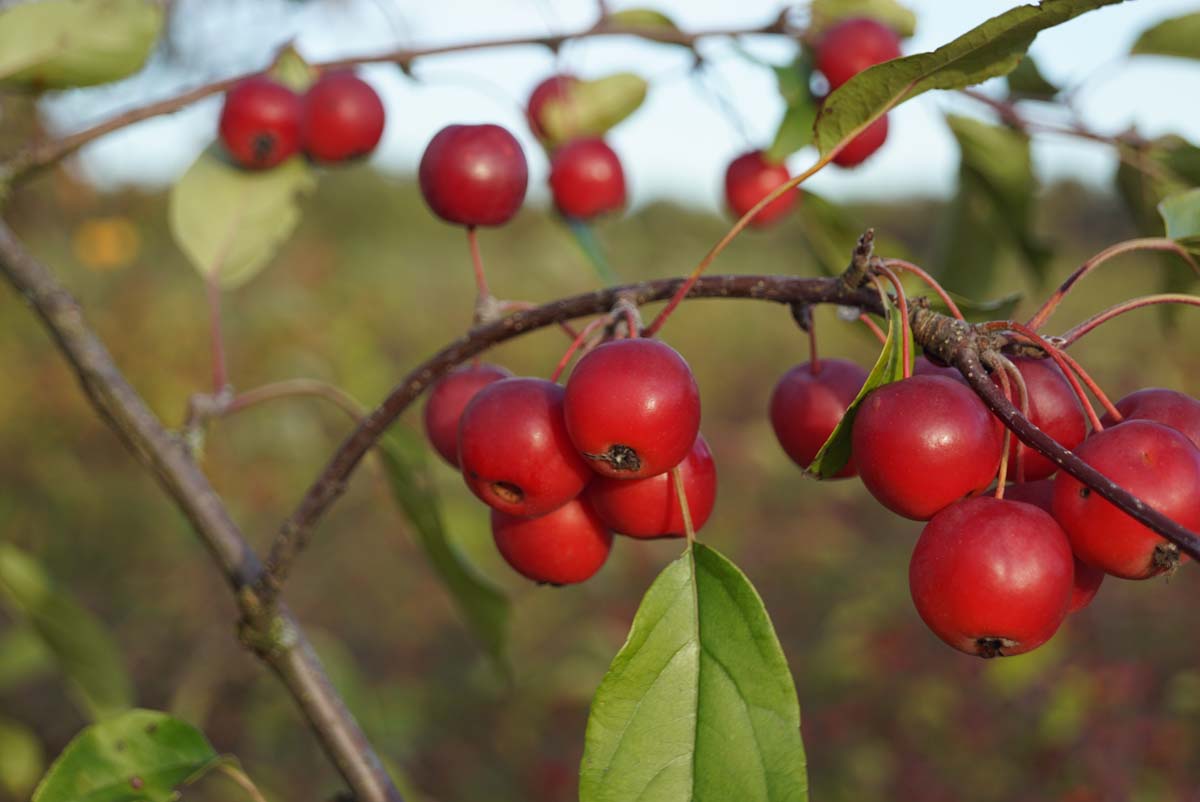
<box><xmin>839</xmin><ymin>229</ymin><xmax>876</xmax><ymax>290</ymax></box>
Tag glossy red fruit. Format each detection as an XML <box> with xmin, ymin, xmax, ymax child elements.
<box><xmin>831</xmin><ymin>115</ymin><xmax>889</xmax><ymax>167</ymax></box>
<box><xmin>422</xmin><ymin>363</ymin><xmax>512</xmax><ymax>467</ymax></box>
<box><xmin>723</xmin><ymin>150</ymin><xmax>798</xmax><ymax>228</ymax></box>
<box><xmin>998</xmin><ymin>357</ymin><xmax>1088</xmax><ymax>481</ymax></box>
<box><xmin>910</xmin><ymin>496</ymin><xmax>1074</xmax><ymax>657</ymax></box>
<box><xmin>1052</xmin><ymin>420</ymin><xmax>1200</xmax><ymax>579</ymax></box>
<box><xmin>913</xmin><ymin>355</ymin><xmax>961</xmax><ymax>381</ymax></box>
<box><xmin>418</xmin><ymin>124</ymin><xmax>528</xmax><ymax>227</ymax></box>
<box><xmin>301</xmin><ymin>71</ymin><xmax>386</xmax><ymax>163</ymax></box>
<box><xmin>548</xmin><ymin>138</ymin><xmax>626</xmax><ymax>220</ymax></box>
<box><xmin>1101</xmin><ymin>388</ymin><xmax>1200</xmax><ymax>448</ymax></box>
<box><xmin>815</xmin><ymin>17</ymin><xmax>903</xmax><ymax>90</ymax></box>
<box><xmin>564</xmin><ymin>339</ymin><xmax>701</xmax><ymax>479</ymax></box>
<box><xmin>588</xmin><ymin>434</ymin><xmax>717</xmax><ymax>538</ymax></box>
<box><xmin>492</xmin><ymin>497</ymin><xmax>613</xmax><ymax>585</ymax></box>
<box><xmin>769</xmin><ymin>358</ymin><xmax>868</xmax><ymax>478</ymax></box>
<box><xmin>458</xmin><ymin>377</ymin><xmax>592</xmax><ymax>517</ymax></box>
<box><xmin>1004</xmin><ymin>479</ymin><xmax>1104</xmax><ymax>612</ymax></box>
<box><xmin>526</xmin><ymin>74</ymin><xmax>578</xmax><ymax>141</ymax></box>
<box><xmin>218</xmin><ymin>77</ymin><xmax>302</xmax><ymax>169</ymax></box>
<box><xmin>852</xmin><ymin>375</ymin><xmax>1004</xmax><ymax>520</ymax></box>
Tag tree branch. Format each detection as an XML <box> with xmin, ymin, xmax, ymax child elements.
<box><xmin>0</xmin><ymin>220</ymin><xmax>404</xmax><ymax>802</ymax></box>
<box><xmin>2</xmin><ymin>14</ymin><xmax>792</xmax><ymax>182</ymax></box>
<box><xmin>258</xmin><ymin>274</ymin><xmax>886</xmax><ymax>601</ymax></box>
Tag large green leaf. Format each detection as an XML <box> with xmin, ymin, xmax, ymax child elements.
<box><xmin>0</xmin><ymin>0</ymin><xmax>162</xmax><ymax>90</ymax></box>
<box><xmin>0</xmin><ymin>544</ymin><xmax>132</xmax><ymax>720</ymax></box>
<box><xmin>807</xmin><ymin>291</ymin><xmax>903</xmax><ymax>478</ymax></box>
<box><xmin>579</xmin><ymin>543</ymin><xmax>807</xmax><ymax>802</ymax></box>
<box><xmin>809</xmin><ymin>0</ymin><xmax>916</xmax><ymax>38</ymax></box>
<box><xmin>539</xmin><ymin>73</ymin><xmax>648</xmax><ymax>147</ymax></box>
<box><xmin>1005</xmin><ymin>55</ymin><xmax>1058</xmax><ymax>99</ymax></box>
<box><xmin>943</xmin><ymin>114</ymin><xmax>1050</xmax><ymax>288</ymax></box>
<box><xmin>934</xmin><ymin>170</ymin><xmax>1006</xmax><ymax>298</ymax></box>
<box><xmin>814</xmin><ymin>0</ymin><xmax>1122</xmax><ymax>157</ymax></box>
<box><xmin>1131</xmin><ymin>12</ymin><xmax>1200</xmax><ymax>60</ymax></box>
<box><xmin>766</xmin><ymin>57</ymin><xmax>818</xmax><ymax>162</ymax></box>
<box><xmin>168</xmin><ymin>150</ymin><xmax>316</xmax><ymax>289</ymax></box>
<box><xmin>379</xmin><ymin>429</ymin><xmax>510</xmax><ymax>666</ymax></box>
<box><xmin>32</xmin><ymin>710</ymin><xmax>217</xmax><ymax>802</ymax></box>
<box><xmin>1159</xmin><ymin>188</ymin><xmax>1200</xmax><ymax>252</ymax></box>
<box><xmin>0</xmin><ymin>715</ymin><xmax>44</xmax><ymax>799</ymax></box>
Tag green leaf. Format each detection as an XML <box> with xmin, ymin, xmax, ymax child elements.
<box><xmin>567</xmin><ymin>219</ymin><xmax>620</xmax><ymax>285</ymax></box>
<box><xmin>1005</xmin><ymin>55</ymin><xmax>1058</xmax><ymax>98</ymax></box>
<box><xmin>793</xmin><ymin>191</ymin><xmax>869</xmax><ymax>277</ymax></box>
<box><xmin>378</xmin><ymin>429</ymin><xmax>510</xmax><ymax>666</ymax></box>
<box><xmin>168</xmin><ymin>150</ymin><xmax>316</xmax><ymax>289</ymax></box>
<box><xmin>807</xmin><ymin>291</ymin><xmax>903</xmax><ymax>478</ymax></box>
<box><xmin>608</xmin><ymin>8</ymin><xmax>678</xmax><ymax>31</ymax></box>
<box><xmin>0</xmin><ymin>0</ymin><xmax>162</xmax><ymax>90</ymax></box>
<box><xmin>540</xmin><ymin>72</ymin><xmax>648</xmax><ymax>147</ymax></box>
<box><xmin>810</xmin><ymin>0</ymin><xmax>916</xmax><ymax>38</ymax></box>
<box><xmin>0</xmin><ymin>544</ymin><xmax>133</xmax><ymax>720</ymax></box>
<box><xmin>1159</xmin><ymin>188</ymin><xmax>1200</xmax><ymax>252</ymax></box>
<box><xmin>766</xmin><ymin>58</ymin><xmax>817</xmax><ymax>162</ymax></box>
<box><xmin>32</xmin><ymin>710</ymin><xmax>218</xmax><ymax>802</ymax></box>
<box><xmin>0</xmin><ymin>715</ymin><xmax>45</xmax><ymax>799</ymax></box>
<box><xmin>814</xmin><ymin>0</ymin><xmax>1122</xmax><ymax>157</ymax></box>
<box><xmin>933</xmin><ymin>171</ymin><xmax>1006</xmax><ymax>298</ymax></box>
<box><xmin>944</xmin><ymin>114</ymin><xmax>1050</xmax><ymax>288</ymax></box>
<box><xmin>268</xmin><ymin>45</ymin><xmax>317</xmax><ymax>92</ymax></box>
<box><xmin>579</xmin><ymin>543</ymin><xmax>807</xmax><ymax>802</ymax></box>
<box><xmin>0</xmin><ymin>625</ymin><xmax>53</xmax><ymax>690</ymax></box>
<box><xmin>1131</xmin><ymin>12</ymin><xmax>1200</xmax><ymax>60</ymax></box>
<box><xmin>947</xmin><ymin>289</ymin><xmax>1022</xmax><ymax>322</ymax></box>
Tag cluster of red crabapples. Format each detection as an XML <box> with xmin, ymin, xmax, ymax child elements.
<box><xmin>725</xmin><ymin>17</ymin><xmax>901</xmax><ymax>228</ymax></box>
<box><xmin>218</xmin><ymin>70</ymin><xmax>385</xmax><ymax>169</ymax></box>
<box><xmin>422</xmin><ymin>339</ymin><xmax>716</xmax><ymax>586</ymax></box>
<box><xmin>770</xmin><ymin>346</ymin><xmax>1200</xmax><ymax>658</ymax></box>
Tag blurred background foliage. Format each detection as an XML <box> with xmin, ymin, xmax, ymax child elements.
<box><xmin>3</xmin><ymin>98</ymin><xmax>1200</xmax><ymax>802</ymax></box>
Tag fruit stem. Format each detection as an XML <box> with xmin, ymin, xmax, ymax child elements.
<box><xmin>1025</xmin><ymin>238</ymin><xmax>1200</xmax><ymax>331</ymax></box>
<box><xmin>1000</xmin><ymin>356</ymin><xmax>1031</xmax><ymax>483</ymax></box>
<box><xmin>643</xmin><ymin>148</ymin><xmax>839</xmax><ymax>337</ymax></box>
<box><xmin>1059</xmin><ymin>293</ymin><xmax>1200</xmax><ymax>346</ymax></box>
<box><xmin>207</xmin><ymin>276</ymin><xmax>229</xmax><ymax>394</ymax></box>
<box><xmin>466</xmin><ymin>225</ymin><xmax>491</xmax><ymax>321</ymax></box>
<box><xmin>873</xmin><ymin>264</ymin><xmax>911</xmax><ymax>379</ymax></box>
<box><xmin>672</xmin><ymin>465</ymin><xmax>697</xmax><ymax>545</ymax></box>
<box><xmin>1050</xmin><ymin>346</ymin><xmax>1123</xmax><ymax>423</ymax></box>
<box><xmin>858</xmin><ymin>313</ymin><xmax>887</xmax><ymax>345</ymax></box>
<box><xmin>225</xmin><ymin>378</ymin><xmax>366</xmax><ymax>423</ymax></box>
<box><xmin>991</xmin><ymin>363</ymin><xmax>1012</xmax><ymax>497</ymax></box>
<box><xmin>882</xmin><ymin>258</ymin><xmax>964</xmax><ymax>321</ymax></box>
<box><xmin>549</xmin><ymin>316</ymin><xmax>611</xmax><ymax>383</ymax></box>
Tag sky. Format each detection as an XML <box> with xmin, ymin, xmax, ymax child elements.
<box><xmin>37</xmin><ymin>0</ymin><xmax>1200</xmax><ymax>210</ymax></box>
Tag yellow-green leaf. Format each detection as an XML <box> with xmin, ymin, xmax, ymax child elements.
<box><xmin>269</xmin><ymin>45</ymin><xmax>317</xmax><ymax>92</ymax></box>
<box><xmin>810</xmin><ymin>0</ymin><xmax>916</xmax><ymax>39</ymax></box>
<box><xmin>0</xmin><ymin>716</ymin><xmax>44</xmax><ymax>800</ymax></box>
<box><xmin>540</xmin><ymin>73</ymin><xmax>647</xmax><ymax>147</ymax></box>
<box><xmin>1131</xmin><ymin>12</ymin><xmax>1200</xmax><ymax>60</ymax></box>
<box><xmin>608</xmin><ymin>8</ymin><xmax>678</xmax><ymax>31</ymax></box>
<box><xmin>1159</xmin><ymin>188</ymin><xmax>1200</xmax><ymax>252</ymax></box>
<box><xmin>0</xmin><ymin>0</ymin><xmax>162</xmax><ymax>90</ymax></box>
<box><xmin>168</xmin><ymin>150</ymin><xmax>316</xmax><ymax>290</ymax></box>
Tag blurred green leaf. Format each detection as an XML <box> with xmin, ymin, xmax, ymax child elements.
<box><xmin>608</xmin><ymin>8</ymin><xmax>678</xmax><ymax>31</ymax></box>
<box><xmin>379</xmin><ymin>429</ymin><xmax>511</xmax><ymax>667</ymax></box>
<box><xmin>815</xmin><ymin>0</ymin><xmax>1122</xmax><ymax>157</ymax></box>
<box><xmin>794</xmin><ymin>191</ymin><xmax>867</xmax><ymax>277</ymax></box>
<box><xmin>0</xmin><ymin>715</ymin><xmax>44</xmax><ymax>799</ymax></box>
<box><xmin>1159</xmin><ymin>188</ymin><xmax>1200</xmax><ymax>252</ymax></box>
<box><xmin>1131</xmin><ymin>12</ymin><xmax>1200</xmax><ymax>60</ymax></box>
<box><xmin>0</xmin><ymin>0</ymin><xmax>161</xmax><ymax>90</ymax></box>
<box><xmin>32</xmin><ymin>709</ymin><xmax>217</xmax><ymax>802</ymax></box>
<box><xmin>1005</xmin><ymin>55</ymin><xmax>1058</xmax><ymax>98</ymax></box>
<box><xmin>540</xmin><ymin>73</ymin><xmax>647</xmax><ymax>147</ymax></box>
<box><xmin>168</xmin><ymin>150</ymin><xmax>317</xmax><ymax>290</ymax></box>
<box><xmin>0</xmin><ymin>625</ymin><xmax>53</xmax><ymax>690</ymax></box>
<box><xmin>766</xmin><ymin>58</ymin><xmax>817</xmax><ymax>162</ymax></box>
<box><xmin>580</xmin><ymin>543</ymin><xmax>807</xmax><ymax>802</ymax></box>
<box><xmin>567</xmin><ymin>219</ymin><xmax>620</xmax><ymax>285</ymax></box>
<box><xmin>0</xmin><ymin>544</ymin><xmax>133</xmax><ymax>720</ymax></box>
<box><xmin>942</xmin><ymin>114</ymin><xmax>1050</xmax><ymax>290</ymax></box>
<box><xmin>933</xmin><ymin>171</ymin><xmax>1004</xmax><ymax>298</ymax></box>
<box><xmin>810</xmin><ymin>0</ymin><xmax>916</xmax><ymax>38</ymax></box>
<box><xmin>807</xmin><ymin>291</ymin><xmax>902</xmax><ymax>478</ymax></box>
<box><xmin>947</xmin><ymin>289</ymin><xmax>1022</xmax><ymax>322</ymax></box>
<box><xmin>269</xmin><ymin>45</ymin><xmax>317</xmax><ymax>92</ymax></box>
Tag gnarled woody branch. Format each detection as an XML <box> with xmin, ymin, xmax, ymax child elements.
<box><xmin>0</xmin><ymin>220</ymin><xmax>405</xmax><ymax>802</ymax></box>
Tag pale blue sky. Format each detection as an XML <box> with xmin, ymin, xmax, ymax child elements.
<box><xmin>39</xmin><ymin>0</ymin><xmax>1200</xmax><ymax>207</ymax></box>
